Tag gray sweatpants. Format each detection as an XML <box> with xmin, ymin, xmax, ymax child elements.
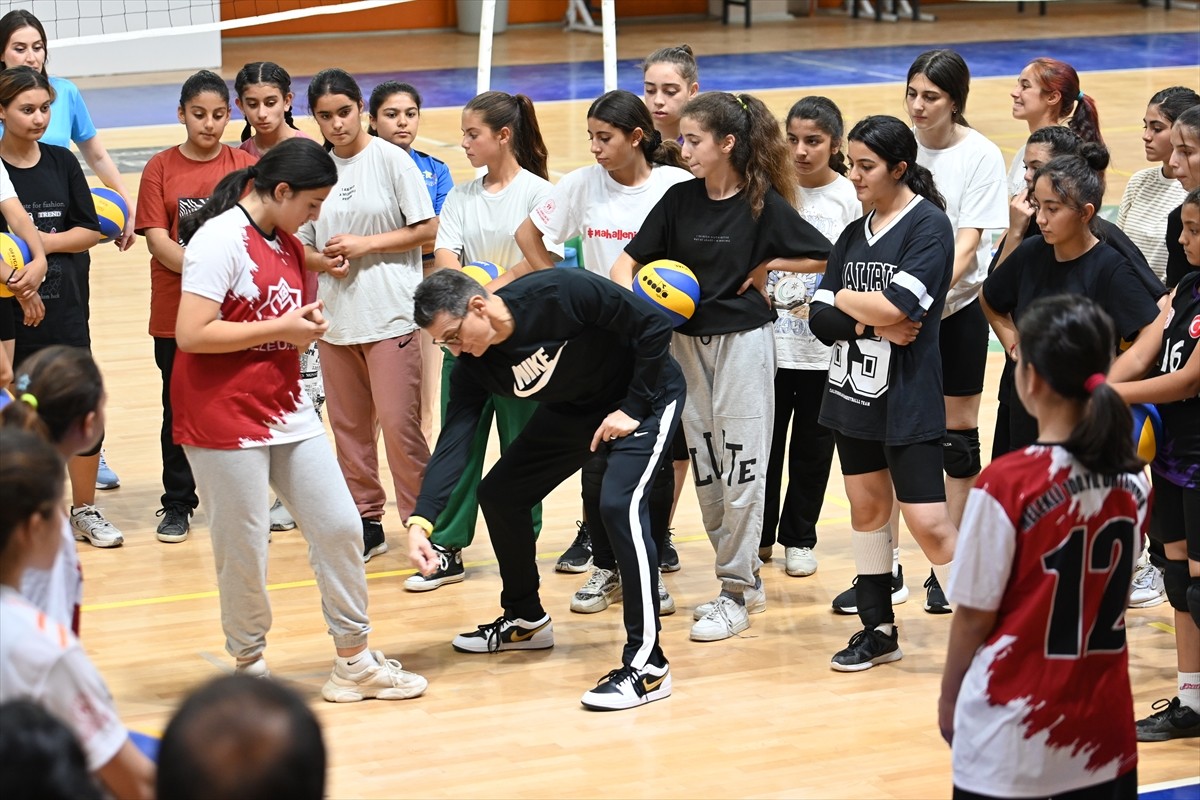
<box><xmin>185</xmin><ymin>435</ymin><xmax>371</xmax><ymax>661</ymax></box>
<box><xmin>672</xmin><ymin>323</ymin><xmax>775</xmax><ymax>596</ymax></box>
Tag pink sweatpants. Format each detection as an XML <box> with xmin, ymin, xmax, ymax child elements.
<box><xmin>319</xmin><ymin>332</ymin><xmax>429</xmax><ymax>521</ymax></box>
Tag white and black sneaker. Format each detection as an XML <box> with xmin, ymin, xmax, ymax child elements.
<box><xmin>362</xmin><ymin>517</ymin><xmax>387</xmax><ymax>563</ymax></box>
<box><xmin>581</xmin><ymin>659</ymin><xmax>671</xmax><ymax>711</ymax></box>
<box><xmin>831</xmin><ymin>626</ymin><xmax>903</xmax><ymax>672</ymax></box>
<box><xmin>451</xmin><ymin>615</ymin><xmax>554</xmax><ymax>653</ymax></box>
<box><xmin>556</xmin><ymin>521</ymin><xmax>593</xmax><ymax>573</ymax></box>
<box><xmin>403</xmin><ymin>544</ymin><xmax>465</xmax><ymax>592</ymax></box>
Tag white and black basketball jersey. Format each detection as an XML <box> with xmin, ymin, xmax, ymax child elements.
<box><xmin>812</xmin><ymin>195</ymin><xmax>954</xmax><ymax>445</ymax></box>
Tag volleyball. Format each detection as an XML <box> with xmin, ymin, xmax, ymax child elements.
<box><xmin>633</xmin><ymin>259</ymin><xmax>700</xmax><ymax>328</ymax></box>
<box><xmin>0</xmin><ymin>232</ymin><xmax>32</xmax><ymax>299</ymax></box>
<box><xmin>1130</xmin><ymin>402</ymin><xmax>1162</xmax><ymax>462</ymax></box>
<box><xmin>91</xmin><ymin>187</ymin><xmax>128</xmax><ymax>243</ymax></box>
<box><xmin>462</xmin><ymin>260</ymin><xmax>505</xmax><ymax>286</ymax></box>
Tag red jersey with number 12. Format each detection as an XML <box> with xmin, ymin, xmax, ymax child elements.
<box><xmin>947</xmin><ymin>444</ymin><xmax>1149</xmax><ymax>798</ymax></box>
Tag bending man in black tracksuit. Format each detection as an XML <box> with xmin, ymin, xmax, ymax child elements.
<box><xmin>405</xmin><ymin>268</ymin><xmax>685</xmax><ymax>711</ymax></box>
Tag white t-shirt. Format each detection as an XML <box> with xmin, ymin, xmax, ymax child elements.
<box><xmin>1007</xmin><ymin>144</ymin><xmax>1028</xmax><ymax>198</ymax></box>
<box><xmin>0</xmin><ymin>166</ymin><xmax>15</xmax><ymax>202</ymax></box>
<box><xmin>1117</xmin><ymin>165</ymin><xmax>1187</xmax><ymax>282</ymax></box>
<box><xmin>0</xmin><ymin>586</ymin><xmax>128</xmax><ymax>772</ymax></box>
<box><xmin>298</xmin><ymin>137</ymin><xmax>434</xmax><ymax>346</ymax></box>
<box><xmin>917</xmin><ymin>127</ymin><xmax>1009</xmax><ymax>318</ymax></box>
<box><xmin>20</xmin><ymin>521</ymin><xmax>81</xmax><ymax>630</ymax></box>
<box><xmin>770</xmin><ymin>174</ymin><xmax>859</xmax><ymax>370</ymax></box>
<box><xmin>436</xmin><ymin>169</ymin><xmax>562</xmax><ymax>269</ymax></box>
<box><xmin>529</xmin><ymin>164</ymin><xmax>693</xmax><ymax>278</ymax></box>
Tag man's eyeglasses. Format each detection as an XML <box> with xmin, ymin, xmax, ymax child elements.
<box><xmin>432</xmin><ymin>321</ymin><xmax>463</xmax><ymax>347</ymax></box>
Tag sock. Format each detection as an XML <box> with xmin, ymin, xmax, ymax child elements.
<box><xmin>720</xmin><ymin>589</ymin><xmax>746</xmax><ymax>606</ymax></box>
<box><xmin>853</xmin><ymin>526</ymin><xmax>893</xmax><ymax>575</ymax></box>
<box><xmin>874</xmin><ymin>623</ymin><xmax>895</xmax><ymax>636</ymax></box>
<box><xmin>1179</xmin><ymin>672</ymin><xmax>1200</xmax><ymax>713</ymax></box>
<box><xmin>336</xmin><ymin>649</ymin><xmax>377</xmax><ymax>674</ymax></box>
<box><xmin>892</xmin><ymin>547</ymin><xmax>901</xmax><ymax>574</ymax></box>
<box><xmin>932</xmin><ymin>561</ymin><xmax>953</xmax><ymax>593</ymax></box>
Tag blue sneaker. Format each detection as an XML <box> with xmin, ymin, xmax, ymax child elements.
<box><xmin>95</xmin><ymin>450</ymin><xmax>120</xmax><ymax>490</ymax></box>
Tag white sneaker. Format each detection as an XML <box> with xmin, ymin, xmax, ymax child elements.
<box><xmin>785</xmin><ymin>546</ymin><xmax>818</xmax><ymax>577</ymax></box>
<box><xmin>694</xmin><ymin>584</ymin><xmax>765</xmax><ymax>620</ymax></box>
<box><xmin>321</xmin><ymin>650</ymin><xmax>427</xmax><ymax>702</ymax></box>
<box><xmin>70</xmin><ymin>505</ymin><xmax>124</xmax><ymax>548</ymax></box>
<box><xmin>269</xmin><ymin>499</ymin><xmax>296</xmax><ymax>531</ymax></box>
<box><xmin>690</xmin><ymin>595</ymin><xmax>751</xmax><ymax>642</ymax></box>
<box><xmin>235</xmin><ymin>657</ymin><xmax>270</xmax><ymax>679</ymax></box>
<box><xmin>658</xmin><ymin>574</ymin><xmax>676</xmax><ymax>616</ymax></box>
<box><xmin>570</xmin><ymin>566</ymin><xmax>621</xmax><ymax>614</ymax></box>
<box><xmin>1129</xmin><ymin>561</ymin><xmax>1166</xmax><ymax>608</ymax></box>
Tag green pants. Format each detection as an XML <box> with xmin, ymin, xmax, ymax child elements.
<box><xmin>432</xmin><ymin>353</ymin><xmax>542</xmax><ymax>550</ymax></box>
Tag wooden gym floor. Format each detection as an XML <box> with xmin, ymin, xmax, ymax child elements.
<box><xmin>64</xmin><ymin>3</ymin><xmax>1198</xmax><ymax>797</ymax></box>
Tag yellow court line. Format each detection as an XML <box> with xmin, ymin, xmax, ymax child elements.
<box><xmin>1148</xmin><ymin>622</ymin><xmax>1176</xmax><ymax>636</ymax></box>
<box><xmin>83</xmin><ymin>516</ymin><xmax>854</xmax><ymax>612</ymax></box>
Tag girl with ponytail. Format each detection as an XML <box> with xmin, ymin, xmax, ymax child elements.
<box><xmin>234</xmin><ymin>61</ymin><xmax>310</xmax><ymax>158</ymax></box>
<box><xmin>1110</xmin><ymin>187</ymin><xmax>1200</xmax><ymax>743</ymax></box>
<box><xmin>642</xmin><ymin>44</ymin><xmax>700</xmax><ymax>144</ymax></box>
<box><xmin>1007</xmin><ymin>57</ymin><xmax>1104</xmax><ymax>196</ymax></box>
<box><xmin>505</xmin><ymin>88</ymin><xmax>692</xmax><ymax>607</ymax></box>
<box><xmin>612</xmin><ymin>91</ymin><xmax>829</xmax><ymax>642</ymax></box>
<box><xmin>0</xmin><ymin>426</ymin><xmax>157</xmax><ymax>800</ymax></box>
<box><xmin>808</xmin><ymin>115</ymin><xmax>957</xmax><ymax>671</ymax></box>
<box><xmin>137</xmin><ymin>69</ymin><xmax>257</xmax><ymax>545</ymax></box>
<box><xmin>982</xmin><ymin>146</ymin><xmax>1164</xmax><ymax>456</ymax></box>
<box><xmin>408</xmin><ymin>90</ymin><xmax>558</xmax><ymax>591</ymax></box>
<box><xmin>941</xmin><ymin>294</ymin><xmax>1147</xmax><ymax>800</ymax></box>
<box><xmin>301</xmin><ymin>67</ymin><xmax>437</xmax><ymax>563</ymax></box>
<box><xmin>173</xmin><ymin>137</ymin><xmax>428</xmax><ymax>702</ymax></box>
<box><xmin>0</xmin><ymin>346</ymin><xmax>104</xmax><ymax>635</ymax></box>
<box><xmin>761</xmin><ymin>96</ymin><xmax>859</xmax><ymax>579</ymax></box>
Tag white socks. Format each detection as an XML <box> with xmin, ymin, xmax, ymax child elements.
<box><xmin>1180</xmin><ymin>671</ymin><xmax>1200</xmax><ymax>713</ymax></box>
<box><xmin>932</xmin><ymin>561</ymin><xmax>953</xmax><ymax>593</ymax></box>
<box><xmin>852</xmin><ymin>525</ymin><xmax>893</xmax><ymax>575</ymax></box>
<box><xmin>336</xmin><ymin>649</ymin><xmax>378</xmax><ymax>675</ymax></box>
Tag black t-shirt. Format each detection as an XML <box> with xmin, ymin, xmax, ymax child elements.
<box><xmin>413</xmin><ymin>269</ymin><xmax>686</xmax><ymax>522</ymax></box>
<box><xmin>985</xmin><ymin>237</ymin><xmax>1164</xmax><ymax>405</ymax></box>
<box><xmin>810</xmin><ymin>196</ymin><xmax>954</xmax><ymax>445</ymax></box>
<box><xmin>1</xmin><ymin>144</ymin><xmax>100</xmax><ymax>349</ymax></box>
<box><xmin>625</xmin><ymin>181</ymin><xmax>829</xmax><ymax>337</ymax></box>
<box><xmin>1164</xmin><ymin>205</ymin><xmax>1194</xmax><ymax>290</ymax></box>
<box><xmin>1150</xmin><ymin>270</ymin><xmax>1200</xmax><ymax>489</ymax></box>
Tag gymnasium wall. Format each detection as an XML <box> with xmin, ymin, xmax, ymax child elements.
<box><xmin>219</xmin><ymin>0</ymin><xmax>710</xmax><ymax>38</ymax></box>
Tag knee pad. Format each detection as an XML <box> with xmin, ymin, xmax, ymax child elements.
<box><xmin>943</xmin><ymin>428</ymin><xmax>981</xmax><ymax>479</ymax></box>
<box><xmin>1163</xmin><ymin>559</ymin><xmax>1191</xmax><ymax>613</ymax></box>
<box><xmin>1188</xmin><ymin>580</ymin><xmax>1200</xmax><ymax>630</ymax></box>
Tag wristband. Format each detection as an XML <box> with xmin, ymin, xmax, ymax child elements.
<box><xmin>406</xmin><ymin>516</ymin><xmax>434</xmax><ymax>537</ymax></box>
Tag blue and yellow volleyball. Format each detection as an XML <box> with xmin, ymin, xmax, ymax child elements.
<box><xmin>462</xmin><ymin>260</ymin><xmax>505</xmax><ymax>286</ymax></box>
<box><xmin>0</xmin><ymin>232</ymin><xmax>32</xmax><ymax>299</ymax></box>
<box><xmin>633</xmin><ymin>259</ymin><xmax>700</xmax><ymax>328</ymax></box>
<box><xmin>1130</xmin><ymin>402</ymin><xmax>1162</xmax><ymax>462</ymax></box>
<box><xmin>91</xmin><ymin>187</ymin><xmax>128</xmax><ymax>243</ymax></box>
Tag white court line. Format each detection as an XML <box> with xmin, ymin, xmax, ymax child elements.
<box><xmin>1139</xmin><ymin>777</ymin><xmax>1200</xmax><ymax>793</ymax></box>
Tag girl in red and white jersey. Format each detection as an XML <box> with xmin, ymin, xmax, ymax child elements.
<box><xmin>941</xmin><ymin>294</ymin><xmax>1148</xmax><ymax>800</ymax></box>
<box><xmin>173</xmin><ymin>138</ymin><xmax>426</xmax><ymax>703</ymax></box>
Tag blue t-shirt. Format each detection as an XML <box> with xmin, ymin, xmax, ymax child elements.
<box><xmin>46</xmin><ymin>77</ymin><xmax>97</xmax><ymax>148</ymax></box>
<box><xmin>407</xmin><ymin>149</ymin><xmax>452</xmax><ymax>215</ymax></box>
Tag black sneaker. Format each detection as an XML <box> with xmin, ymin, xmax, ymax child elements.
<box><xmin>556</xmin><ymin>521</ymin><xmax>592</xmax><ymax>573</ymax></box>
<box><xmin>831</xmin><ymin>626</ymin><xmax>903</xmax><ymax>672</ymax></box>
<box><xmin>362</xmin><ymin>517</ymin><xmax>387</xmax><ymax>563</ymax></box>
<box><xmin>402</xmin><ymin>544</ymin><xmax>465</xmax><ymax>592</ymax></box>
<box><xmin>581</xmin><ymin>659</ymin><xmax>671</xmax><ymax>710</ymax></box>
<box><xmin>924</xmin><ymin>570</ymin><xmax>951</xmax><ymax>614</ymax></box>
<box><xmin>660</xmin><ymin>529</ymin><xmax>680</xmax><ymax>573</ymax></box>
<box><xmin>1136</xmin><ymin>697</ymin><xmax>1200</xmax><ymax>742</ymax></box>
<box><xmin>831</xmin><ymin>565</ymin><xmax>909</xmax><ymax>614</ymax></box>
<box><xmin>451</xmin><ymin>615</ymin><xmax>554</xmax><ymax>653</ymax></box>
<box><xmin>155</xmin><ymin>505</ymin><xmax>192</xmax><ymax>544</ymax></box>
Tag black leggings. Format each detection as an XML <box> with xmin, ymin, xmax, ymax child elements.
<box><xmin>953</xmin><ymin>768</ymin><xmax>1136</xmax><ymax>800</ymax></box>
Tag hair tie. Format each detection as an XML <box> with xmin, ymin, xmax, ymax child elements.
<box><xmin>18</xmin><ymin>392</ymin><xmax>37</xmax><ymax>410</ymax></box>
<box><xmin>1076</xmin><ymin>90</ymin><xmax>1084</xmax><ymax>102</ymax></box>
<box><xmin>732</xmin><ymin>93</ymin><xmax>747</xmax><ymax>111</ymax></box>
<box><xmin>1083</xmin><ymin>373</ymin><xmax>1106</xmax><ymax>394</ymax></box>
<box><xmin>14</xmin><ymin>373</ymin><xmax>30</xmax><ymax>393</ymax></box>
